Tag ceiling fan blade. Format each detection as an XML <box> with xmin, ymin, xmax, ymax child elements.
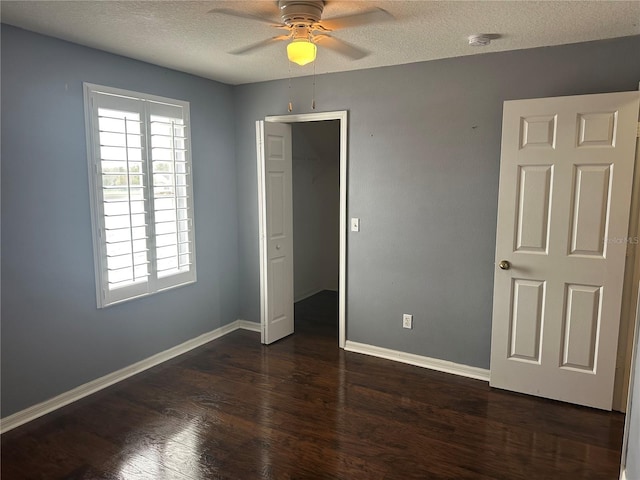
<box><xmin>208</xmin><ymin>8</ymin><xmax>281</xmax><ymax>27</ymax></box>
<box><xmin>314</xmin><ymin>35</ymin><xmax>368</xmax><ymax>60</ymax></box>
<box><xmin>318</xmin><ymin>8</ymin><xmax>393</xmax><ymax>32</ymax></box>
<box><xmin>230</xmin><ymin>35</ymin><xmax>291</xmax><ymax>55</ymax></box>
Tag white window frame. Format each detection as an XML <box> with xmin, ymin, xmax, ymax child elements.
<box><xmin>84</xmin><ymin>83</ymin><xmax>197</xmax><ymax>308</ymax></box>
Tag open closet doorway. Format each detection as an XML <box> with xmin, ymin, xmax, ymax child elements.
<box><xmin>256</xmin><ymin>111</ymin><xmax>348</xmax><ymax>347</ymax></box>
<box><xmin>292</xmin><ymin>120</ymin><xmax>340</xmax><ymax>340</ymax></box>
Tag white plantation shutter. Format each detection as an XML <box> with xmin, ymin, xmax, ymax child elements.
<box><xmin>84</xmin><ymin>84</ymin><xmax>196</xmax><ymax>307</ymax></box>
<box><xmin>148</xmin><ymin>105</ymin><xmax>193</xmax><ymax>286</ymax></box>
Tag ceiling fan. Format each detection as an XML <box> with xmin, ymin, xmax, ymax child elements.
<box><xmin>210</xmin><ymin>0</ymin><xmax>393</xmax><ymax>66</ymax></box>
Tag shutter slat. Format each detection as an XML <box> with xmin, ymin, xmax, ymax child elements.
<box><xmin>157</xmin><ymin>264</ymin><xmax>191</xmax><ymax>273</ymax></box>
<box><xmin>99</xmin><ymin>114</ymin><xmax>142</xmax><ymax>123</ymax></box>
<box><xmin>108</xmin><ymin>276</ymin><xmax>149</xmax><ymax>287</ymax></box>
<box><xmin>156</xmin><ymin>251</ymin><xmax>191</xmax><ymax>261</ymax></box>
<box><xmin>107</xmin><ymin>262</ymin><xmax>150</xmax><ymax>272</ymax></box>
<box><xmin>106</xmin><ymin>249</ymin><xmax>149</xmax><ymax>258</ymax></box>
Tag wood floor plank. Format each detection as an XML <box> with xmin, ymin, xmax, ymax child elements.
<box><xmin>0</xmin><ymin>291</ymin><xmax>625</xmax><ymax>479</ymax></box>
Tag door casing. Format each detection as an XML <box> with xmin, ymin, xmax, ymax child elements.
<box><xmin>258</xmin><ymin>110</ymin><xmax>348</xmax><ymax>348</ymax></box>
<box><xmin>616</xmin><ymin>112</ymin><xmax>640</xmax><ymax>412</ymax></box>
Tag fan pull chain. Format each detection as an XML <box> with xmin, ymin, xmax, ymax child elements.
<box><xmin>311</xmin><ymin>60</ymin><xmax>316</xmax><ymax>110</ymax></box>
<box><xmin>288</xmin><ymin>61</ymin><xmax>293</xmax><ymax>112</ymax></box>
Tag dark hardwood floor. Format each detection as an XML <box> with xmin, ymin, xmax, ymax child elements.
<box><xmin>1</xmin><ymin>290</ymin><xmax>625</xmax><ymax>479</ymax></box>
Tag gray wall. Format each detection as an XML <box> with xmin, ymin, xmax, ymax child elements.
<box><xmin>235</xmin><ymin>36</ymin><xmax>640</xmax><ymax>369</ymax></box>
<box><xmin>1</xmin><ymin>25</ymin><xmax>239</xmax><ymax>417</ymax></box>
<box><xmin>292</xmin><ymin>121</ymin><xmax>340</xmax><ymax>301</ymax></box>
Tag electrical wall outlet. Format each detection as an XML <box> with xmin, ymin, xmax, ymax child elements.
<box><xmin>402</xmin><ymin>314</ymin><xmax>413</xmax><ymax>329</ymax></box>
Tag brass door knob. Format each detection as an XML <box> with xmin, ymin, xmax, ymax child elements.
<box><xmin>498</xmin><ymin>260</ymin><xmax>511</xmax><ymax>270</ymax></box>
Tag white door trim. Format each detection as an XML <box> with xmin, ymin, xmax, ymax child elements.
<box><xmin>256</xmin><ymin>122</ymin><xmax>267</xmax><ymax>344</ymax></box>
<box><xmin>615</xmin><ymin>98</ymin><xmax>640</xmax><ymax>412</ymax></box>
<box><xmin>619</xmin><ymin>285</ymin><xmax>640</xmax><ymax>480</ymax></box>
<box><xmin>260</xmin><ymin>110</ymin><xmax>348</xmax><ymax>348</ymax></box>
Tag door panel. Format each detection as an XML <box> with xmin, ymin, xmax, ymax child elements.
<box><xmin>269</xmin><ymin>257</ymin><xmax>287</xmax><ymax>322</ymax></box>
<box><xmin>515</xmin><ymin>165</ymin><xmax>553</xmax><ymax>253</ymax></box>
<box><xmin>490</xmin><ymin>91</ymin><xmax>639</xmax><ymax>410</ymax></box>
<box><xmin>509</xmin><ymin>279</ymin><xmax>545</xmax><ymax>362</ymax></box>
<box><xmin>569</xmin><ymin>164</ymin><xmax>611</xmax><ymax>257</ymax></box>
<box><xmin>268</xmin><ymin>172</ymin><xmax>286</xmax><ymax>237</ymax></box>
<box><xmin>561</xmin><ymin>284</ymin><xmax>601</xmax><ymax>371</ymax></box>
<box><xmin>520</xmin><ymin>115</ymin><xmax>557</xmax><ymax>148</ymax></box>
<box><xmin>577</xmin><ymin>111</ymin><xmax>617</xmax><ymax>147</ymax></box>
<box><xmin>257</xmin><ymin>121</ymin><xmax>294</xmax><ymax>344</ymax></box>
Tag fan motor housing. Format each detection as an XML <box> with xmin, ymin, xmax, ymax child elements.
<box><xmin>278</xmin><ymin>0</ymin><xmax>324</xmax><ymax>26</ymax></box>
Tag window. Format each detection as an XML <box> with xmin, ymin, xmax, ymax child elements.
<box><xmin>84</xmin><ymin>83</ymin><xmax>196</xmax><ymax>307</ymax></box>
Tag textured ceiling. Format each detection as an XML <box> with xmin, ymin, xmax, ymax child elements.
<box><xmin>2</xmin><ymin>1</ymin><xmax>639</xmax><ymax>85</ymax></box>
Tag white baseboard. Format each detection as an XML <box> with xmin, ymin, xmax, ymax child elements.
<box><xmin>344</xmin><ymin>340</ymin><xmax>490</xmax><ymax>382</ymax></box>
<box><xmin>235</xmin><ymin>319</ymin><xmax>261</xmax><ymax>332</ymax></box>
<box><xmin>0</xmin><ymin>319</ymin><xmax>258</xmax><ymax>434</ymax></box>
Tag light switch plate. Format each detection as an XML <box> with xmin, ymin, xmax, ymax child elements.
<box><xmin>351</xmin><ymin>218</ymin><xmax>360</xmax><ymax>232</ymax></box>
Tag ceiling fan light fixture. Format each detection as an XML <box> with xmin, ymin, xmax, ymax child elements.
<box><xmin>287</xmin><ymin>39</ymin><xmax>317</xmax><ymax>66</ymax></box>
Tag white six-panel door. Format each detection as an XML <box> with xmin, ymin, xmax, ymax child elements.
<box><xmin>256</xmin><ymin>121</ymin><xmax>294</xmax><ymax>344</ymax></box>
<box><xmin>490</xmin><ymin>91</ymin><xmax>639</xmax><ymax>410</ymax></box>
